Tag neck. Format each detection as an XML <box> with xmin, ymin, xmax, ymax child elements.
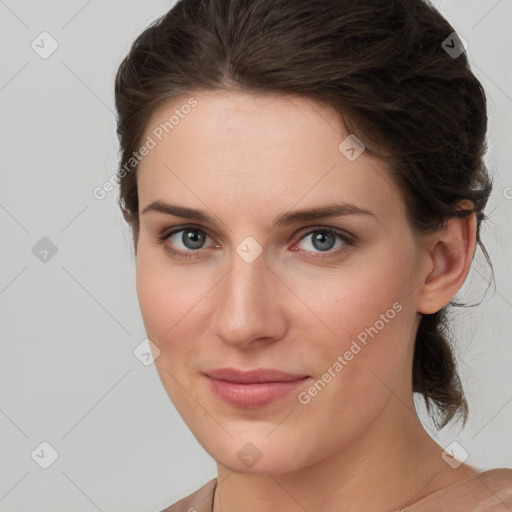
<box><xmin>213</xmin><ymin>395</ymin><xmax>476</xmax><ymax>512</ymax></box>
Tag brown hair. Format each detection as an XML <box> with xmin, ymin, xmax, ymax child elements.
<box><xmin>114</xmin><ymin>0</ymin><xmax>493</xmax><ymax>429</ymax></box>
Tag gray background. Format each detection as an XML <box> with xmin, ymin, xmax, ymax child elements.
<box><xmin>0</xmin><ymin>0</ymin><xmax>511</xmax><ymax>510</ymax></box>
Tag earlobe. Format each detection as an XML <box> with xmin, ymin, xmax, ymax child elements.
<box><xmin>417</xmin><ymin>211</ymin><xmax>477</xmax><ymax>315</ymax></box>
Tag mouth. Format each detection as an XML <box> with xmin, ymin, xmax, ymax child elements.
<box><xmin>202</xmin><ymin>367</ymin><xmax>311</xmax><ymax>408</ymax></box>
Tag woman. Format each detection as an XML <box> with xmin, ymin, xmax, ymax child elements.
<box><xmin>114</xmin><ymin>0</ymin><xmax>512</xmax><ymax>510</ymax></box>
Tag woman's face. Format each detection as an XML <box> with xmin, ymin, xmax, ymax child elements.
<box><xmin>135</xmin><ymin>90</ymin><xmax>427</xmax><ymax>474</ymax></box>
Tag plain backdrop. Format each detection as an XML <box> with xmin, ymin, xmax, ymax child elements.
<box><xmin>1</xmin><ymin>0</ymin><xmax>511</xmax><ymax>510</ymax></box>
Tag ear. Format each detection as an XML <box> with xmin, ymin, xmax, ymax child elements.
<box><xmin>416</xmin><ymin>206</ymin><xmax>477</xmax><ymax>315</ymax></box>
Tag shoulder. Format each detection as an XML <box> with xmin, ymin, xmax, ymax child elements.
<box><xmin>402</xmin><ymin>468</ymin><xmax>512</xmax><ymax>512</ymax></box>
<box><xmin>473</xmin><ymin>469</ymin><xmax>512</xmax><ymax>511</ymax></box>
<box><xmin>159</xmin><ymin>478</ymin><xmax>217</xmax><ymax>512</ymax></box>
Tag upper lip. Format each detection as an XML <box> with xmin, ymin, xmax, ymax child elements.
<box><xmin>203</xmin><ymin>367</ymin><xmax>309</xmax><ymax>384</ymax></box>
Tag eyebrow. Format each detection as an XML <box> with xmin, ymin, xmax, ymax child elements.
<box><xmin>141</xmin><ymin>200</ymin><xmax>376</xmax><ymax>229</ymax></box>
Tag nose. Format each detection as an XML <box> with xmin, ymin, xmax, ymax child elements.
<box><xmin>211</xmin><ymin>247</ymin><xmax>287</xmax><ymax>349</ymax></box>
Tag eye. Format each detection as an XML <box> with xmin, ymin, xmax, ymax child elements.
<box><xmin>292</xmin><ymin>227</ymin><xmax>354</xmax><ymax>259</ymax></box>
<box><xmin>158</xmin><ymin>225</ymin><xmax>355</xmax><ymax>260</ymax></box>
<box><xmin>158</xmin><ymin>226</ymin><xmax>216</xmax><ymax>259</ymax></box>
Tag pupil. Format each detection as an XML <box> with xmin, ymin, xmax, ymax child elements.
<box><xmin>183</xmin><ymin>229</ymin><xmax>205</xmax><ymax>249</ymax></box>
<box><xmin>313</xmin><ymin>231</ymin><xmax>335</xmax><ymax>251</ymax></box>
<box><xmin>180</xmin><ymin>230</ymin><xmax>335</xmax><ymax>252</ymax></box>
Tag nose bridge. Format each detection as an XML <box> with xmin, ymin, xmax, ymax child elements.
<box><xmin>212</xmin><ymin>242</ymin><xmax>283</xmax><ymax>346</ymax></box>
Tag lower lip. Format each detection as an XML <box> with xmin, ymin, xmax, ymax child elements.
<box><xmin>204</xmin><ymin>375</ymin><xmax>310</xmax><ymax>408</ymax></box>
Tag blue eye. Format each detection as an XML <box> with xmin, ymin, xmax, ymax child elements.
<box><xmin>159</xmin><ymin>227</ymin><xmax>214</xmax><ymax>259</ymax></box>
<box><xmin>158</xmin><ymin>226</ymin><xmax>354</xmax><ymax>260</ymax></box>
<box><xmin>296</xmin><ymin>228</ymin><xmax>351</xmax><ymax>255</ymax></box>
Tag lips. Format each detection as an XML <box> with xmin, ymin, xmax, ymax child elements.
<box><xmin>203</xmin><ymin>367</ymin><xmax>309</xmax><ymax>384</ymax></box>
<box><xmin>203</xmin><ymin>367</ymin><xmax>311</xmax><ymax>408</ymax></box>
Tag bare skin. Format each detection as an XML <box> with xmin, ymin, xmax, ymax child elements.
<box><xmin>135</xmin><ymin>89</ymin><xmax>478</xmax><ymax>512</ymax></box>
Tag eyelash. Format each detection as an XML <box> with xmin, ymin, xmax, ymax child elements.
<box><xmin>157</xmin><ymin>225</ymin><xmax>356</xmax><ymax>261</ymax></box>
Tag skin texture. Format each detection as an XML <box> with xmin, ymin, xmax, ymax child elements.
<box><xmin>135</xmin><ymin>90</ymin><xmax>478</xmax><ymax>512</ymax></box>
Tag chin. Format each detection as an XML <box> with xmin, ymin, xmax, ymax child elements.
<box><xmin>195</xmin><ymin>427</ymin><xmax>330</xmax><ymax>476</ymax></box>
<box><xmin>214</xmin><ymin>446</ymin><xmax>307</xmax><ymax>475</ymax></box>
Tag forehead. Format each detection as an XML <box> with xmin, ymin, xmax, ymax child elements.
<box><xmin>136</xmin><ymin>90</ymin><xmax>404</xmax><ymax>225</ymax></box>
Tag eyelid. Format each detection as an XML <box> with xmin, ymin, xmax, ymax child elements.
<box><xmin>295</xmin><ymin>225</ymin><xmax>354</xmax><ymax>242</ymax></box>
<box><xmin>160</xmin><ymin>224</ymin><xmax>354</xmax><ymax>244</ymax></box>
<box><xmin>160</xmin><ymin>224</ymin><xmax>218</xmax><ymax>251</ymax></box>
<box><xmin>159</xmin><ymin>224</ymin><xmax>356</xmax><ymax>258</ymax></box>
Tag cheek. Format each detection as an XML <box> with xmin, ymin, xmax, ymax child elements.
<box><xmin>135</xmin><ymin>246</ymin><xmax>218</xmax><ymax>399</ymax></box>
<box><xmin>292</xmin><ymin>251</ymin><xmax>415</xmax><ymax>349</ymax></box>
<box><xmin>292</xmin><ymin>245</ymin><xmax>418</xmax><ymax>402</ymax></box>
<box><xmin>135</xmin><ymin>250</ymin><xmax>208</xmax><ymax>405</ymax></box>
<box><xmin>135</xmin><ymin>246</ymin><xmax>208</xmax><ymax>341</ymax></box>
<box><xmin>293</xmin><ymin>278</ymin><xmax>415</xmax><ymax>439</ymax></box>
<box><xmin>300</xmin><ymin>276</ymin><xmax>412</xmax><ymax>390</ymax></box>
